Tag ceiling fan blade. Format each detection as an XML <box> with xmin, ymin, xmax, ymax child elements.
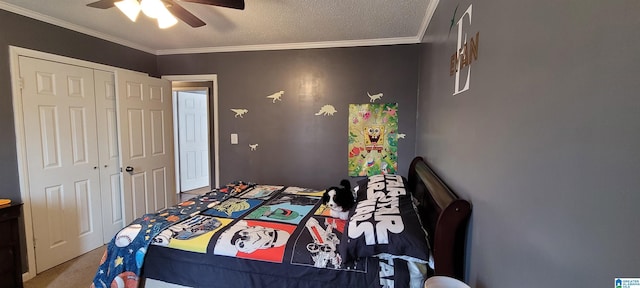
<box><xmin>163</xmin><ymin>0</ymin><xmax>207</xmax><ymax>28</ymax></box>
<box><xmin>179</xmin><ymin>0</ymin><xmax>245</xmax><ymax>10</ymax></box>
<box><xmin>86</xmin><ymin>0</ymin><xmax>116</xmax><ymax>9</ymax></box>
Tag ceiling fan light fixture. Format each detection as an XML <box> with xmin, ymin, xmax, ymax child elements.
<box><xmin>114</xmin><ymin>0</ymin><xmax>141</xmax><ymax>22</ymax></box>
<box><xmin>140</xmin><ymin>0</ymin><xmax>168</xmax><ymax>19</ymax></box>
<box><xmin>157</xmin><ymin>10</ymin><xmax>178</xmax><ymax>29</ymax></box>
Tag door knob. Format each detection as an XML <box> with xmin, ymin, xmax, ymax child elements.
<box><xmin>125</xmin><ymin>166</ymin><xmax>134</xmax><ymax>172</ymax></box>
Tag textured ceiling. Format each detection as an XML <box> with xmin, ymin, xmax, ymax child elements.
<box><xmin>0</xmin><ymin>0</ymin><xmax>437</xmax><ymax>55</ymax></box>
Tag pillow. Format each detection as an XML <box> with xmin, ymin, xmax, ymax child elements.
<box><xmin>354</xmin><ymin>174</ymin><xmax>406</xmax><ymax>201</ymax></box>
<box><xmin>339</xmin><ymin>174</ymin><xmax>430</xmax><ymax>264</ymax></box>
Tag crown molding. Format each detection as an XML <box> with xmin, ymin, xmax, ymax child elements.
<box><xmin>156</xmin><ymin>36</ymin><xmax>421</xmax><ymax>55</ymax></box>
<box><xmin>418</xmin><ymin>0</ymin><xmax>440</xmax><ymax>42</ymax></box>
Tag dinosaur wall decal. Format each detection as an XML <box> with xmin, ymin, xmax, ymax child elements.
<box><xmin>367</xmin><ymin>92</ymin><xmax>383</xmax><ymax>102</ymax></box>
<box><xmin>315</xmin><ymin>105</ymin><xmax>337</xmax><ymax>116</ymax></box>
<box><xmin>231</xmin><ymin>109</ymin><xmax>249</xmax><ymax>118</ymax></box>
<box><xmin>266</xmin><ymin>91</ymin><xmax>284</xmax><ymax>103</ymax></box>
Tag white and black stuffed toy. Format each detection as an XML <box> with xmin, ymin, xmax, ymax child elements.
<box><xmin>322</xmin><ymin>179</ymin><xmax>355</xmax><ymax>220</ymax></box>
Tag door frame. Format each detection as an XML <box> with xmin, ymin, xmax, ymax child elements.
<box><xmin>162</xmin><ymin>75</ymin><xmax>220</xmax><ymax>190</ymax></box>
<box><xmin>9</xmin><ymin>46</ymin><xmax>134</xmax><ymax>281</ymax></box>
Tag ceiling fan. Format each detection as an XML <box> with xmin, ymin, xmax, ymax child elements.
<box><xmin>86</xmin><ymin>0</ymin><xmax>245</xmax><ymax>28</ymax></box>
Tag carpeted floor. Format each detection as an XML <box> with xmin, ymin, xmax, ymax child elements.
<box><xmin>24</xmin><ymin>245</ymin><xmax>105</xmax><ymax>288</ymax></box>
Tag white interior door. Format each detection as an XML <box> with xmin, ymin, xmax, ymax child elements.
<box><xmin>117</xmin><ymin>69</ymin><xmax>176</xmax><ymax>224</ymax></box>
<box><xmin>94</xmin><ymin>70</ymin><xmax>124</xmax><ymax>243</ymax></box>
<box><xmin>176</xmin><ymin>90</ymin><xmax>210</xmax><ymax>192</ymax></box>
<box><xmin>19</xmin><ymin>56</ymin><xmax>104</xmax><ymax>272</ymax></box>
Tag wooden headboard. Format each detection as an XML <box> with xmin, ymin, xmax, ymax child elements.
<box><xmin>407</xmin><ymin>156</ymin><xmax>471</xmax><ymax>281</ymax></box>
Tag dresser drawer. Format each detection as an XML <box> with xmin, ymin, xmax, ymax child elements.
<box><xmin>0</xmin><ymin>203</ymin><xmax>23</xmax><ymax>288</ymax></box>
<box><xmin>0</xmin><ymin>246</ymin><xmax>15</xmax><ymax>274</ymax></box>
<box><xmin>0</xmin><ymin>221</ymin><xmax>13</xmax><ymax>243</ymax></box>
<box><xmin>0</xmin><ymin>204</ymin><xmax>21</xmax><ymax>222</ymax></box>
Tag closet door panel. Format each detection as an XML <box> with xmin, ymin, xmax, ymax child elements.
<box><xmin>117</xmin><ymin>70</ymin><xmax>176</xmax><ymax>224</ymax></box>
<box><xmin>94</xmin><ymin>70</ymin><xmax>123</xmax><ymax>243</ymax></box>
<box><xmin>19</xmin><ymin>56</ymin><xmax>103</xmax><ymax>272</ymax></box>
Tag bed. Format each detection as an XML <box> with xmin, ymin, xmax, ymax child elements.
<box><xmin>92</xmin><ymin>156</ymin><xmax>471</xmax><ymax>288</ymax></box>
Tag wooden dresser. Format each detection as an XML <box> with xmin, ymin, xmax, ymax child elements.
<box><xmin>0</xmin><ymin>203</ymin><xmax>23</xmax><ymax>288</ymax></box>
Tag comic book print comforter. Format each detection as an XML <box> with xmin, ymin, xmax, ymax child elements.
<box><xmin>91</xmin><ymin>181</ymin><xmax>252</xmax><ymax>288</ymax></box>
<box><xmin>96</xmin><ymin>183</ymin><xmax>427</xmax><ymax>288</ymax></box>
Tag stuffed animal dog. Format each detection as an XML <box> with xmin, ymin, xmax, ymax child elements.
<box><xmin>322</xmin><ymin>179</ymin><xmax>355</xmax><ymax>220</ymax></box>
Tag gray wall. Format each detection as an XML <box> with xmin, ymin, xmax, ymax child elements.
<box><xmin>0</xmin><ymin>10</ymin><xmax>158</xmax><ymax>202</ymax></box>
<box><xmin>417</xmin><ymin>0</ymin><xmax>640</xmax><ymax>287</ymax></box>
<box><xmin>158</xmin><ymin>46</ymin><xmax>419</xmax><ymax>189</ymax></box>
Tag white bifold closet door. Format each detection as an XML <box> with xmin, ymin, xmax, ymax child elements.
<box><xmin>117</xmin><ymin>69</ymin><xmax>177</xmax><ymax>224</ymax></box>
<box><xmin>18</xmin><ymin>56</ymin><xmax>176</xmax><ymax>273</ymax></box>
<box><xmin>94</xmin><ymin>70</ymin><xmax>124</xmax><ymax>244</ymax></box>
<box><xmin>19</xmin><ymin>56</ymin><xmax>106</xmax><ymax>273</ymax></box>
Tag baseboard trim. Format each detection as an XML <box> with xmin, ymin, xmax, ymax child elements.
<box><xmin>22</xmin><ymin>271</ymin><xmax>34</xmax><ymax>283</ymax></box>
